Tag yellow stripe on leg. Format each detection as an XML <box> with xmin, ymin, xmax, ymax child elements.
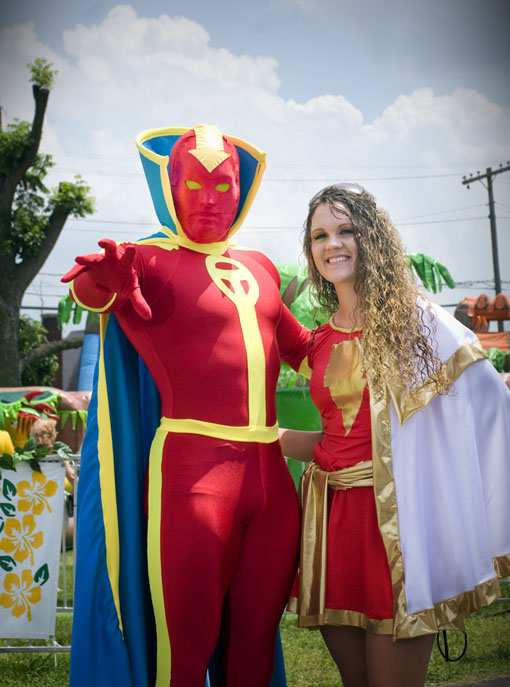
<box><xmin>147</xmin><ymin>427</ymin><xmax>172</xmax><ymax>686</ymax></box>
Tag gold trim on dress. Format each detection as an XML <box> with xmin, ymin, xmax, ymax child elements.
<box><xmin>287</xmin><ymin>598</ymin><xmax>393</xmax><ymax>635</ymax></box>
<box><xmin>328</xmin><ymin>315</ymin><xmax>362</xmax><ymax>333</ymax></box>
<box><xmin>296</xmin><ymin>461</ymin><xmax>373</xmax><ymax>626</ymax></box>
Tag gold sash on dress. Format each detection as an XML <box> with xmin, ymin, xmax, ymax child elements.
<box><xmin>298</xmin><ymin>460</ymin><xmax>373</xmax><ymax>623</ymax></box>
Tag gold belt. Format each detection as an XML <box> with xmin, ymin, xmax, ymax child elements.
<box><xmin>298</xmin><ymin>460</ymin><xmax>373</xmax><ymax>622</ymax></box>
<box><xmin>158</xmin><ymin>417</ymin><xmax>279</xmax><ymax>443</ymax></box>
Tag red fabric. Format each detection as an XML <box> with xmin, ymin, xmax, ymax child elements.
<box><xmin>160</xmin><ymin>434</ymin><xmax>299</xmax><ymax>686</ymax></box>
<box><xmin>308</xmin><ymin>324</ymin><xmax>393</xmax><ymax>620</ymax></box>
<box><xmin>73</xmin><ymin>243</ymin><xmax>310</xmax><ymax>684</ymax></box>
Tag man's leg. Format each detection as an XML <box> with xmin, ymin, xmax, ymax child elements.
<box><xmin>148</xmin><ymin>432</ymin><xmax>243</xmax><ymax>687</ymax></box>
<box><xmin>224</xmin><ymin>445</ymin><xmax>300</xmax><ymax>686</ymax></box>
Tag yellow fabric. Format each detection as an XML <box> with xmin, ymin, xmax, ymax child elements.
<box><xmin>189</xmin><ymin>124</ymin><xmax>230</xmax><ymax>172</ymax></box>
<box><xmin>324</xmin><ymin>338</ymin><xmax>366</xmax><ymax>434</ymax></box>
<box><xmin>97</xmin><ymin>314</ymin><xmax>123</xmax><ymax>632</ymax></box>
<box><xmin>297</xmin><ymin>460</ymin><xmax>373</xmax><ymax>626</ymax></box>
<box><xmin>147</xmin><ymin>426</ymin><xmax>172</xmax><ymax>686</ymax></box>
<box><xmin>205</xmin><ymin>255</ymin><xmax>267</xmax><ymax>427</ymax></box>
<box><xmin>160</xmin><ymin>417</ymin><xmax>278</xmax><ymax>444</ymax></box>
<box><xmin>70</xmin><ymin>281</ymin><xmax>117</xmax><ymax>313</ymax></box>
<box><xmin>297</xmin><ymin>356</ymin><xmax>312</xmax><ymax>380</ymax></box>
<box><xmin>147</xmin><ymin>226</ymin><xmax>233</xmax><ymax>256</ymax></box>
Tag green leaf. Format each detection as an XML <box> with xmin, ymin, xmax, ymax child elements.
<box><xmin>72</xmin><ymin>302</ymin><xmax>85</xmax><ymax>325</ymax></box>
<box><xmin>2</xmin><ymin>478</ymin><xmax>16</xmax><ymax>501</ymax></box>
<box><xmin>0</xmin><ymin>502</ymin><xmax>15</xmax><ymax>516</ymax></box>
<box><xmin>0</xmin><ymin>453</ymin><xmax>15</xmax><ymax>470</ymax></box>
<box><xmin>29</xmin><ymin>458</ymin><xmax>42</xmax><ymax>473</ymax></box>
<box><xmin>0</xmin><ymin>518</ymin><xmax>4</xmax><ymax>533</ymax></box>
<box><xmin>436</xmin><ymin>262</ymin><xmax>455</xmax><ymax>289</ymax></box>
<box><xmin>34</xmin><ymin>562</ymin><xmax>50</xmax><ymax>586</ymax></box>
<box><xmin>0</xmin><ymin>555</ymin><xmax>16</xmax><ymax>572</ymax></box>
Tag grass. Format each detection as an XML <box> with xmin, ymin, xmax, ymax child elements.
<box><xmin>1</xmin><ymin>567</ymin><xmax>509</xmax><ymax>687</ymax></box>
<box><xmin>282</xmin><ymin>587</ymin><xmax>510</xmax><ymax>686</ymax></box>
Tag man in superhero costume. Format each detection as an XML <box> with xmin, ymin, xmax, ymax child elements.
<box><xmin>63</xmin><ymin>125</ymin><xmax>310</xmax><ymax>687</ymax></box>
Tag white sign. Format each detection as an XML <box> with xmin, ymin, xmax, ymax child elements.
<box><xmin>0</xmin><ymin>462</ymin><xmax>65</xmax><ymax>639</ymax></box>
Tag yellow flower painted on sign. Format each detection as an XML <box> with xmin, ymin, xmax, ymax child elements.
<box><xmin>17</xmin><ymin>472</ymin><xmax>58</xmax><ymax>515</ymax></box>
<box><xmin>0</xmin><ymin>515</ymin><xmax>44</xmax><ymax>565</ymax></box>
<box><xmin>0</xmin><ymin>569</ymin><xmax>42</xmax><ymax>622</ymax></box>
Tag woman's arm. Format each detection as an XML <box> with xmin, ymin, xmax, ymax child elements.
<box><xmin>278</xmin><ymin>428</ymin><xmax>322</xmax><ymax>462</ymax></box>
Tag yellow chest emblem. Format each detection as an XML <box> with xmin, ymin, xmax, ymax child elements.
<box><xmin>324</xmin><ymin>338</ymin><xmax>366</xmax><ymax>434</ymax></box>
<box><xmin>205</xmin><ymin>255</ymin><xmax>265</xmax><ymax>427</ymax></box>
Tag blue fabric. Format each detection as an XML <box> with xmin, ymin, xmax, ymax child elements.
<box><xmin>77</xmin><ymin>333</ymin><xmax>99</xmax><ymax>391</ymax></box>
<box><xmin>70</xmin><ymin>363</ymin><xmax>133</xmax><ymax>687</ymax></box>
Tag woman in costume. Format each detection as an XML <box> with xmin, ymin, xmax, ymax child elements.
<box><xmin>280</xmin><ymin>183</ymin><xmax>510</xmax><ymax>687</ymax></box>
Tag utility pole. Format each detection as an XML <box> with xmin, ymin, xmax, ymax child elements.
<box><xmin>462</xmin><ymin>162</ymin><xmax>510</xmax><ymax>332</ymax></box>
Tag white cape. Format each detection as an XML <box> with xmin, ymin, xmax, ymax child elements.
<box><xmin>371</xmin><ymin>301</ymin><xmax>510</xmax><ymax>637</ymax></box>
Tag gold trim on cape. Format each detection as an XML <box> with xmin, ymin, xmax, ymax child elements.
<box><xmin>387</xmin><ymin>342</ymin><xmax>486</xmax><ymax>425</ymax></box>
<box><xmin>371</xmin><ymin>341</ymin><xmax>497</xmax><ymax>638</ymax></box>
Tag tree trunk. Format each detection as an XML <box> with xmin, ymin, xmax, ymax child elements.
<box><xmin>0</xmin><ymin>290</ymin><xmax>21</xmax><ymax>386</ymax></box>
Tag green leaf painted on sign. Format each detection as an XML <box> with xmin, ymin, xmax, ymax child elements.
<box><xmin>0</xmin><ymin>502</ymin><xmax>15</xmax><ymax>516</ymax></box>
<box><xmin>0</xmin><ymin>555</ymin><xmax>16</xmax><ymax>572</ymax></box>
<box><xmin>34</xmin><ymin>563</ymin><xmax>50</xmax><ymax>586</ymax></box>
<box><xmin>2</xmin><ymin>478</ymin><xmax>16</xmax><ymax>501</ymax></box>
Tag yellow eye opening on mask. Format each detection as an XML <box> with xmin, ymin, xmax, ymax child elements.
<box><xmin>215</xmin><ymin>183</ymin><xmax>230</xmax><ymax>193</ymax></box>
<box><xmin>185</xmin><ymin>180</ymin><xmax>202</xmax><ymax>190</ymax></box>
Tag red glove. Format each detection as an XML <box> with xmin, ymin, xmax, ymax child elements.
<box><xmin>61</xmin><ymin>239</ymin><xmax>152</xmax><ymax>320</ymax></box>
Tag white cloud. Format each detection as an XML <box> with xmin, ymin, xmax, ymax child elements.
<box><xmin>1</xmin><ymin>6</ymin><xmax>509</xmax><ymax>308</ymax></box>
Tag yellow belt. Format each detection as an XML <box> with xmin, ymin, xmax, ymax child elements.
<box><xmin>298</xmin><ymin>460</ymin><xmax>373</xmax><ymax>622</ymax></box>
<box><xmin>159</xmin><ymin>417</ymin><xmax>279</xmax><ymax>443</ymax></box>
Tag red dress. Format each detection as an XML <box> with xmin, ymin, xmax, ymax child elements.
<box><xmin>293</xmin><ymin>319</ymin><xmax>393</xmax><ymax>631</ymax></box>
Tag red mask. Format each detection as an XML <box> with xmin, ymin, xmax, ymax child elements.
<box><xmin>169</xmin><ymin>126</ymin><xmax>240</xmax><ymax>243</ymax></box>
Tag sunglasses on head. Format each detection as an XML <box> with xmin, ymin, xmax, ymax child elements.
<box><xmin>332</xmin><ymin>182</ymin><xmax>364</xmax><ymax>194</ymax></box>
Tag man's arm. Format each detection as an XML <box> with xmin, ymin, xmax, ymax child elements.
<box><xmin>61</xmin><ymin>238</ymin><xmax>151</xmax><ymax>319</ymax></box>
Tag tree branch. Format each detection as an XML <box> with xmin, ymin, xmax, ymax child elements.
<box><xmin>21</xmin><ymin>334</ymin><xmax>84</xmax><ymax>371</ymax></box>
<box><xmin>0</xmin><ymin>85</ymin><xmax>49</xmax><ymax>215</ymax></box>
<box><xmin>15</xmin><ymin>203</ymin><xmax>69</xmax><ymax>291</ymax></box>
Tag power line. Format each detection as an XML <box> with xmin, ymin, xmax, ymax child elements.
<box><xmin>52</xmin><ymin>166</ymin><xmax>463</xmax><ymax>183</ymax></box>
<box><xmin>60</xmin><ymin>215</ymin><xmax>505</xmax><ymax>236</ymax></box>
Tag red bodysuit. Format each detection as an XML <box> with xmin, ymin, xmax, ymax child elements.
<box><xmin>72</xmin><ymin>244</ymin><xmax>310</xmax><ymax>685</ymax></box>
<box><xmin>65</xmin><ymin>126</ymin><xmax>311</xmax><ymax>686</ymax></box>
<box><xmin>291</xmin><ymin>320</ymin><xmax>393</xmax><ymax>631</ymax></box>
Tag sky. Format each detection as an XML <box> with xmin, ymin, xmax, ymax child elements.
<box><xmin>1</xmin><ymin>0</ymin><xmax>510</xmax><ymax>318</ymax></box>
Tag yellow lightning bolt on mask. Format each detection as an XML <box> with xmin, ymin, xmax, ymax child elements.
<box><xmin>188</xmin><ymin>124</ymin><xmax>231</xmax><ymax>173</ymax></box>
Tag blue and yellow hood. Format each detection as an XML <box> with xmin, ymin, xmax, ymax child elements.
<box><xmin>136</xmin><ymin>126</ymin><xmax>266</xmax><ymax>242</ymax></box>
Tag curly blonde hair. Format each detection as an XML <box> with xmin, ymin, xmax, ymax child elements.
<box><xmin>303</xmin><ymin>185</ymin><xmax>447</xmax><ymax>397</ymax></box>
